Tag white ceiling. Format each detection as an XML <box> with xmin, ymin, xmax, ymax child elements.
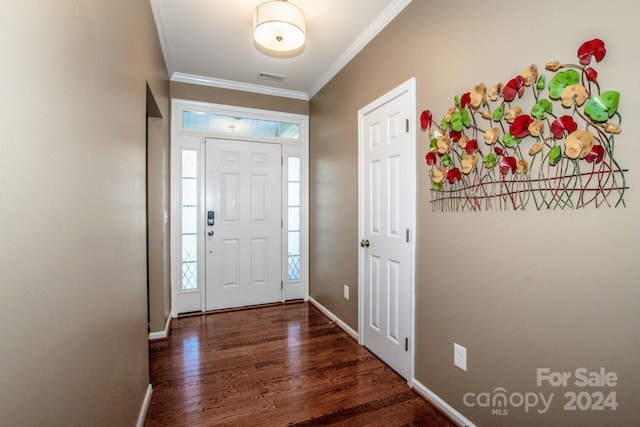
<box><xmin>150</xmin><ymin>0</ymin><xmax>411</xmax><ymax>100</ymax></box>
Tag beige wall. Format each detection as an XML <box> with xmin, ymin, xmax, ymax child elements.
<box><xmin>310</xmin><ymin>0</ymin><xmax>640</xmax><ymax>425</ymax></box>
<box><xmin>0</xmin><ymin>1</ymin><xmax>169</xmax><ymax>425</ymax></box>
<box><xmin>147</xmin><ymin>109</ymin><xmax>171</xmax><ymax>333</ymax></box>
<box><xmin>170</xmin><ymin>81</ymin><xmax>309</xmax><ymax>115</ymax></box>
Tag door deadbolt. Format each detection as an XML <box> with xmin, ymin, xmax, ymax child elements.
<box><xmin>360</xmin><ymin>239</ymin><xmax>370</xmax><ymax>248</ymax></box>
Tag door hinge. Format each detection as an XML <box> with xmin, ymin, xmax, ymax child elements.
<box><xmin>405</xmin><ymin>337</ymin><xmax>409</xmax><ymax>351</ymax></box>
<box><xmin>405</xmin><ymin>228</ymin><xmax>410</xmax><ymax>243</ymax></box>
<box><xmin>281</xmin><ymin>280</ymin><xmax>284</xmax><ymax>290</ymax></box>
<box><xmin>405</xmin><ymin>118</ymin><xmax>410</xmax><ymax>133</ymax></box>
<box><xmin>281</xmin><ymin>156</ymin><xmax>284</xmax><ymax>166</ymax></box>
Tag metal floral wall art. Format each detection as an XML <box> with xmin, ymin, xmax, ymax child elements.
<box><xmin>421</xmin><ymin>39</ymin><xmax>627</xmax><ymax>211</ymax></box>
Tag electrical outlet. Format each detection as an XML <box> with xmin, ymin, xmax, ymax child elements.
<box><xmin>454</xmin><ymin>343</ymin><xmax>467</xmax><ymax>372</ymax></box>
<box><xmin>343</xmin><ymin>284</ymin><xmax>349</xmax><ymax>300</ymax></box>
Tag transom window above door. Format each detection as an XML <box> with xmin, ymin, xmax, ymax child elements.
<box><xmin>182</xmin><ymin>111</ymin><xmax>301</xmax><ymax>140</ymax></box>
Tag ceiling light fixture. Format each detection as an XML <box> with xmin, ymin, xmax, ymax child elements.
<box><xmin>253</xmin><ymin>0</ymin><xmax>306</xmax><ymax>52</ymax></box>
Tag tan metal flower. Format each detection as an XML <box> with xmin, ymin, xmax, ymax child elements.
<box><xmin>457</xmin><ymin>134</ymin><xmax>469</xmax><ymax>149</ymax></box>
<box><xmin>461</xmin><ymin>153</ymin><xmax>478</xmax><ymax>175</ymax></box>
<box><xmin>564</xmin><ymin>130</ymin><xmax>595</xmax><ymax>159</ymax></box>
<box><xmin>480</xmin><ymin>110</ymin><xmax>492</xmax><ymax>120</ymax></box>
<box><xmin>521</xmin><ymin>64</ymin><xmax>539</xmax><ymax>86</ymax></box>
<box><xmin>444</xmin><ymin>107</ymin><xmax>457</xmax><ymax>122</ymax></box>
<box><xmin>504</xmin><ymin>106</ymin><xmax>523</xmax><ymax>124</ymax></box>
<box><xmin>528</xmin><ymin>119</ymin><xmax>544</xmax><ymax>137</ymax></box>
<box><xmin>604</xmin><ymin>123</ymin><xmax>621</xmax><ymax>134</ymax></box>
<box><xmin>561</xmin><ymin>85</ymin><xmax>589</xmax><ymax>108</ymax></box>
<box><xmin>470</xmin><ymin>83</ymin><xmax>487</xmax><ymax>109</ymax></box>
<box><xmin>529</xmin><ymin>141</ymin><xmax>544</xmax><ymax>156</ymax></box>
<box><xmin>516</xmin><ymin>159</ymin><xmax>529</xmax><ymax>174</ymax></box>
<box><xmin>436</xmin><ymin>135</ymin><xmax>452</xmax><ymax>154</ymax></box>
<box><xmin>432</xmin><ymin>166</ymin><xmax>447</xmax><ymax>184</ymax></box>
<box><xmin>484</xmin><ymin>127</ymin><xmax>500</xmax><ymax>145</ymax></box>
<box><xmin>489</xmin><ymin>83</ymin><xmax>504</xmax><ymax>101</ymax></box>
<box><xmin>545</xmin><ymin>61</ymin><xmax>563</xmax><ymax>71</ymax></box>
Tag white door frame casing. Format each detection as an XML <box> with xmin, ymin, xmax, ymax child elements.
<box><xmin>170</xmin><ymin>99</ymin><xmax>310</xmax><ymax>317</ymax></box>
<box><xmin>357</xmin><ymin>78</ymin><xmax>417</xmax><ymax>385</ymax></box>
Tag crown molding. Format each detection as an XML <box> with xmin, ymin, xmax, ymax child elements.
<box><xmin>171</xmin><ymin>72</ymin><xmax>310</xmax><ymax>101</ymax></box>
<box><xmin>307</xmin><ymin>0</ymin><xmax>412</xmax><ymax>99</ymax></box>
<box><xmin>149</xmin><ymin>0</ymin><xmax>173</xmax><ymax>76</ymax></box>
<box><xmin>159</xmin><ymin>0</ymin><xmax>411</xmax><ymax>102</ymax></box>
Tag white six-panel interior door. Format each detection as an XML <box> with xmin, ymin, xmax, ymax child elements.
<box><xmin>359</xmin><ymin>78</ymin><xmax>415</xmax><ymax>381</ymax></box>
<box><xmin>205</xmin><ymin>138</ymin><xmax>282</xmax><ymax>310</ymax></box>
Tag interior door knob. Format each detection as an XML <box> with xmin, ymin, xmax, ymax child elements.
<box><xmin>360</xmin><ymin>239</ymin><xmax>370</xmax><ymax>248</ymax></box>
<box><xmin>207</xmin><ymin>230</ymin><xmax>215</xmax><ymax>236</ymax></box>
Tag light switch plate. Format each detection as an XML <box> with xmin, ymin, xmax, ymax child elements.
<box><xmin>454</xmin><ymin>343</ymin><xmax>467</xmax><ymax>371</ymax></box>
<box><xmin>343</xmin><ymin>284</ymin><xmax>349</xmax><ymax>300</ymax></box>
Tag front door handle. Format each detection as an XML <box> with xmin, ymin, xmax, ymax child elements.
<box><xmin>360</xmin><ymin>239</ymin><xmax>370</xmax><ymax>248</ymax></box>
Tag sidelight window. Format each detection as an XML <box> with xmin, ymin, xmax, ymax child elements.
<box><xmin>180</xmin><ymin>149</ymin><xmax>198</xmax><ymax>291</ymax></box>
<box><xmin>287</xmin><ymin>156</ymin><xmax>302</xmax><ymax>281</ymax></box>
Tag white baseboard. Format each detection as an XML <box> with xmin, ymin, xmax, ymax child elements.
<box><xmin>412</xmin><ymin>379</ymin><xmax>476</xmax><ymax>427</ymax></box>
<box><xmin>136</xmin><ymin>384</ymin><xmax>153</xmax><ymax>427</ymax></box>
<box><xmin>148</xmin><ymin>315</ymin><xmax>172</xmax><ymax>340</ymax></box>
<box><xmin>308</xmin><ymin>296</ymin><xmax>358</xmax><ymax>340</ymax></box>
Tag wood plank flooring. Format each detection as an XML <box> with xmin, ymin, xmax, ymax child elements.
<box><xmin>145</xmin><ymin>302</ymin><xmax>455</xmax><ymax>426</ymax></box>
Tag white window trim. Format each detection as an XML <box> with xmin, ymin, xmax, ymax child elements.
<box><xmin>170</xmin><ymin>99</ymin><xmax>309</xmax><ymax>317</ymax></box>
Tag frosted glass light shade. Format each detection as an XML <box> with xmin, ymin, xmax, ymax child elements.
<box><xmin>253</xmin><ymin>1</ymin><xmax>306</xmax><ymax>52</ymax></box>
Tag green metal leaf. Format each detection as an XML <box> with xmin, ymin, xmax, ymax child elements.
<box><xmin>482</xmin><ymin>153</ymin><xmax>497</xmax><ymax>169</ymax></box>
<box><xmin>454</xmin><ymin>95</ymin><xmax>461</xmax><ymax>108</ymax></box>
<box><xmin>549</xmin><ymin>69</ymin><xmax>580</xmax><ymax>99</ymax></box>
<box><xmin>531</xmin><ymin>99</ymin><xmax>553</xmax><ymax>119</ymax></box>
<box><xmin>584</xmin><ymin>91</ymin><xmax>620</xmax><ymax>122</ymax></box>
<box><xmin>442</xmin><ymin>154</ymin><xmax>452</xmax><ymax>167</ymax></box>
<box><xmin>451</xmin><ymin>111</ymin><xmax>463</xmax><ymax>132</ymax></box>
<box><xmin>536</xmin><ymin>74</ymin><xmax>546</xmax><ymax>91</ymax></box>
<box><xmin>503</xmin><ymin>132</ymin><xmax>520</xmax><ymax>148</ymax></box>
<box><xmin>440</xmin><ymin>118</ymin><xmax>449</xmax><ymax>130</ymax></box>
<box><xmin>549</xmin><ymin>145</ymin><xmax>562</xmax><ymax>166</ymax></box>
<box><xmin>460</xmin><ymin>109</ymin><xmax>471</xmax><ymax>127</ymax></box>
<box><xmin>430</xmin><ymin>138</ymin><xmax>438</xmax><ymax>152</ymax></box>
<box><xmin>493</xmin><ymin>104</ymin><xmax>505</xmax><ymax>122</ymax></box>
<box><xmin>432</xmin><ymin>182</ymin><xmax>442</xmax><ymax>191</ymax></box>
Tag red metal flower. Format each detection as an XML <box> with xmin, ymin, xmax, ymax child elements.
<box><xmin>449</xmin><ymin>129</ymin><xmax>462</xmax><ymax>142</ymax></box>
<box><xmin>510</xmin><ymin>115</ymin><xmax>534</xmax><ymax>138</ymax></box>
<box><xmin>585</xmin><ymin>67</ymin><xmax>598</xmax><ymax>81</ymax></box>
<box><xmin>585</xmin><ymin>145</ymin><xmax>605</xmax><ymax>164</ymax></box>
<box><xmin>420</xmin><ymin>110</ymin><xmax>432</xmax><ymax>129</ymax></box>
<box><xmin>578</xmin><ymin>39</ymin><xmax>606</xmax><ymax>65</ymax></box>
<box><xmin>499</xmin><ymin>156</ymin><xmax>517</xmax><ymax>175</ymax></box>
<box><xmin>425</xmin><ymin>152</ymin><xmax>437</xmax><ymax>165</ymax></box>
<box><xmin>460</xmin><ymin>92</ymin><xmax>471</xmax><ymax>109</ymax></box>
<box><xmin>494</xmin><ymin>146</ymin><xmax>504</xmax><ymax>156</ymax></box>
<box><xmin>447</xmin><ymin>168</ymin><xmax>462</xmax><ymax>184</ymax></box>
<box><xmin>503</xmin><ymin>76</ymin><xmax>525</xmax><ymax>102</ymax></box>
<box><xmin>550</xmin><ymin>115</ymin><xmax>578</xmax><ymax>139</ymax></box>
<box><xmin>465</xmin><ymin>139</ymin><xmax>478</xmax><ymax>155</ymax></box>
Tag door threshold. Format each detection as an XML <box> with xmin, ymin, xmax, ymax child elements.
<box><xmin>177</xmin><ymin>300</ymin><xmax>305</xmax><ymax>318</ymax></box>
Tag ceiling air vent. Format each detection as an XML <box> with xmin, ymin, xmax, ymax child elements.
<box><xmin>258</xmin><ymin>72</ymin><xmax>286</xmax><ymax>82</ymax></box>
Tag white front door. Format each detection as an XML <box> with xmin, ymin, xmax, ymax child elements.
<box><xmin>359</xmin><ymin>79</ymin><xmax>415</xmax><ymax>380</ymax></box>
<box><xmin>205</xmin><ymin>138</ymin><xmax>282</xmax><ymax>310</ymax></box>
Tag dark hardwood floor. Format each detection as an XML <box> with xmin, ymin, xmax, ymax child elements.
<box><xmin>146</xmin><ymin>302</ymin><xmax>455</xmax><ymax>426</ymax></box>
